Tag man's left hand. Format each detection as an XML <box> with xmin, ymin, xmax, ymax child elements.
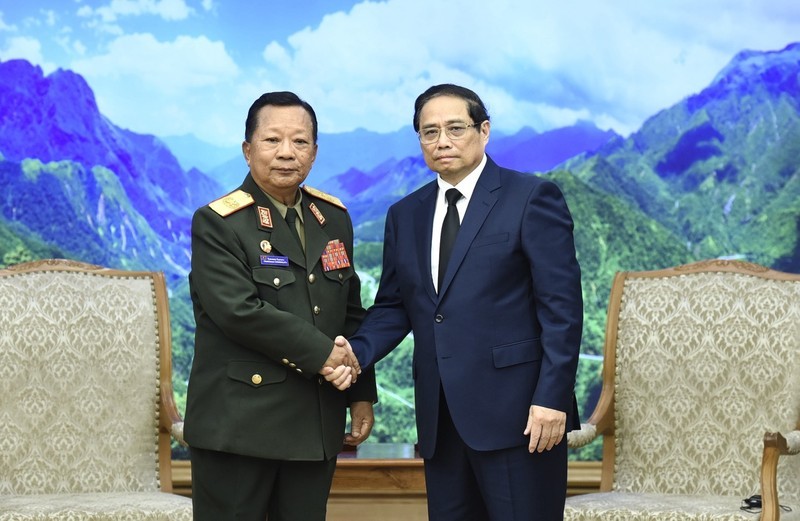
<box><xmin>345</xmin><ymin>401</ymin><xmax>374</xmax><ymax>446</ymax></box>
<box><xmin>523</xmin><ymin>405</ymin><xmax>566</xmax><ymax>453</ymax></box>
<box><xmin>320</xmin><ymin>365</ymin><xmax>353</xmax><ymax>390</ymax></box>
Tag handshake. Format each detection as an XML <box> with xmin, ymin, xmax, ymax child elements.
<box><xmin>319</xmin><ymin>335</ymin><xmax>360</xmax><ymax>390</ymax></box>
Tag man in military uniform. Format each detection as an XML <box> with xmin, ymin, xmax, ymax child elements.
<box><xmin>184</xmin><ymin>91</ymin><xmax>376</xmax><ymax>521</ymax></box>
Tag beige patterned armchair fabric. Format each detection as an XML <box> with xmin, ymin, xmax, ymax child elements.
<box><xmin>566</xmin><ymin>260</ymin><xmax>800</xmax><ymax>521</ymax></box>
<box><xmin>0</xmin><ymin>260</ymin><xmax>192</xmax><ymax>520</ymax></box>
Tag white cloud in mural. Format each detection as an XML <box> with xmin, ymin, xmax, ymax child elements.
<box><xmin>255</xmin><ymin>0</ymin><xmax>800</xmax><ymax>135</ymax></box>
<box><xmin>73</xmin><ymin>33</ymin><xmax>238</xmax><ymax>92</ymax></box>
<box><xmin>77</xmin><ymin>0</ymin><xmax>195</xmax><ymax>23</ymax></box>
<box><xmin>0</xmin><ymin>36</ymin><xmax>56</xmax><ymax>73</ymax></box>
<box><xmin>69</xmin><ymin>33</ymin><xmax>240</xmax><ymax>141</ymax></box>
<box><xmin>0</xmin><ymin>11</ymin><xmax>16</xmax><ymax>32</ymax></box>
<box><xmin>3</xmin><ymin>0</ymin><xmax>797</xmax><ymax>145</ymax></box>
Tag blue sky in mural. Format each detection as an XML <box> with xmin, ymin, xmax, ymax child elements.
<box><xmin>1</xmin><ymin>0</ymin><xmax>798</xmax><ymax>147</ymax></box>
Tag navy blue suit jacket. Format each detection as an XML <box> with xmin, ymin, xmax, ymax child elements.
<box><xmin>350</xmin><ymin>156</ymin><xmax>583</xmax><ymax>458</ymax></box>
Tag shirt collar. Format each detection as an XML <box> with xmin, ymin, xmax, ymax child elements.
<box><xmin>436</xmin><ymin>153</ymin><xmax>486</xmax><ymax>203</ymax></box>
<box><xmin>264</xmin><ymin>190</ymin><xmax>304</xmax><ymax>223</ymax></box>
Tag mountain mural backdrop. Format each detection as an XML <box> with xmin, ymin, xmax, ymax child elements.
<box><xmin>0</xmin><ymin>42</ymin><xmax>797</xmax><ymax>460</ymax></box>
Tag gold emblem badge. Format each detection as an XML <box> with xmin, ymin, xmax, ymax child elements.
<box><xmin>208</xmin><ymin>190</ymin><xmax>255</xmax><ymax>216</ymax></box>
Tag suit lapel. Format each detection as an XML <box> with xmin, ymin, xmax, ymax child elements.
<box><xmin>438</xmin><ymin>159</ymin><xmax>501</xmax><ymax>297</ymax></box>
<box><xmin>413</xmin><ymin>182</ymin><xmax>438</xmax><ymax>303</ymax></box>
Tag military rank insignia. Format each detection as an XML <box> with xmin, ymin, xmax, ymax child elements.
<box><xmin>302</xmin><ymin>185</ymin><xmax>346</xmax><ymax>210</ymax></box>
<box><xmin>309</xmin><ymin>203</ymin><xmax>325</xmax><ymax>226</ymax></box>
<box><xmin>320</xmin><ymin>239</ymin><xmax>351</xmax><ymax>272</ymax></box>
<box><xmin>208</xmin><ymin>190</ymin><xmax>254</xmax><ymax>216</ymax></box>
<box><xmin>257</xmin><ymin>206</ymin><xmax>273</xmax><ymax>228</ymax></box>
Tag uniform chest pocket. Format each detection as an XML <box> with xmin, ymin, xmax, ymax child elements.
<box><xmin>227</xmin><ymin>361</ymin><xmax>287</xmax><ymax>388</ymax></box>
<box><xmin>253</xmin><ymin>267</ymin><xmax>296</xmax><ymax>290</ymax></box>
<box><xmin>322</xmin><ymin>266</ymin><xmax>355</xmax><ymax>285</ymax></box>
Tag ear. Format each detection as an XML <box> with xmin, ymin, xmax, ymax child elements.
<box><xmin>480</xmin><ymin>120</ymin><xmax>491</xmax><ymax>143</ymax></box>
<box><xmin>242</xmin><ymin>140</ymin><xmax>251</xmax><ymax>165</ymax></box>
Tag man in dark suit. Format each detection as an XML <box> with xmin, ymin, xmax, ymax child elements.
<box><xmin>184</xmin><ymin>91</ymin><xmax>376</xmax><ymax>521</ymax></box>
<box><xmin>336</xmin><ymin>84</ymin><xmax>583</xmax><ymax>520</ymax></box>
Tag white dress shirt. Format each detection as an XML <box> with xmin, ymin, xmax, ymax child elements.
<box><xmin>431</xmin><ymin>154</ymin><xmax>487</xmax><ymax>292</ymax></box>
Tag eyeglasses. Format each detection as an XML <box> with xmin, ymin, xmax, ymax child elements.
<box><xmin>417</xmin><ymin>123</ymin><xmax>480</xmax><ymax>144</ymax></box>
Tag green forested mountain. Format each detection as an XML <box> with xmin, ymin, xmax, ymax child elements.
<box><xmin>2</xmin><ymin>44</ymin><xmax>798</xmax><ymax>460</ymax></box>
<box><xmin>0</xmin><ymin>157</ymin><xmax>189</xmax><ymax>275</ymax></box>
<box><xmin>566</xmin><ymin>43</ymin><xmax>800</xmax><ymax>270</ymax></box>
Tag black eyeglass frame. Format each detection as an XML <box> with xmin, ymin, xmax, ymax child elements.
<box><xmin>417</xmin><ymin>122</ymin><xmax>482</xmax><ymax>144</ymax></box>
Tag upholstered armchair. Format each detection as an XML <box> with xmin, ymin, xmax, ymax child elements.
<box><xmin>566</xmin><ymin>260</ymin><xmax>800</xmax><ymax>521</ymax></box>
<box><xmin>0</xmin><ymin>260</ymin><xmax>192</xmax><ymax>519</ymax></box>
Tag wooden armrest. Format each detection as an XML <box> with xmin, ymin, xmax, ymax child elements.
<box><xmin>171</xmin><ymin>421</ymin><xmax>187</xmax><ymax>446</ymax></box>
<box><xmin>570</xmin><ymin>373</ymin><xmax>614</xmax><ymax>448</ymax></box>
<box><xmin>760</xmin><ymin>430</ymin><xmax>798</xmax><ymax>521</ymax></box>
<box><xmin>159</xmin><ymin>382</ymin><xmax>187</xmax><ymax>447</ymax></box>
<box><xmin>567</xmin><ymin>372</ymin><xmax>615</xmax><ymax>449</ymax></box>
<box><xmin>160</xmin><ymin>382</ymin><xmax>184</xmax><ymax>432</ymax></box>
<box><xmin>567</xmin><ymin>423</ymin><xmax>598</xmax><ymax>448</ymax></box>
<box><xmin>785</xmin><ymin>430</ymin><xmax>800</xmax><ymax>455</ymax></box>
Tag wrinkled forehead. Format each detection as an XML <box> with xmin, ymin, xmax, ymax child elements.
<box><xmin>419</xmin><ymin>95</ymin><xmax>471</xmax><ymax>127</ymax></box>
<box><xmin>256</xmin><ymin>105</ymin><xmax>315</xmax><ymax>134</ymax></box>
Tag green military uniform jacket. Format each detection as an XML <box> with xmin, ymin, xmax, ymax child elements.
<box><xmin>184</xmin><ymin>173</ymin><xmax>377</xmax><ymax>461</ymax></box>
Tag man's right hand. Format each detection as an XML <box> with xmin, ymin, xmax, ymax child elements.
<box><xmin>329</xmin><ymin>335</ymin><xmax>361</xmax><ymax>373</ymax></box>
<box><xmin>319</xmin><ymin>336</ymin><xmax>361</xmax><ymax>390</ymax></box>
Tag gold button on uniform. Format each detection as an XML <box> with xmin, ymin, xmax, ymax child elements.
<box><xmin>338</xmin><ymin>273</ymin><xmax>343</xmax><ymax>281</ymax></box>
<box><xmin>313</xmin><ymin>305</ymin><xmax>321</xmax><ymax>315</ymax></box>
<box><xmin>251</xmin><ymin>374</ymin><xmax>262</xmax><ymax>385</ymax></box>
<box><xmin>281</xmin><ymin>358</ymin><xmax>290</xmax><ymax>365</ymax></box>
<box><xmin>273</xmin><ymin>277</ymin><xmax>281</xmax><ymax>287</ymax></box>
<box><xmin>308</xmin><ymin>274</ymin><xmax>316</xmax><ymax>283</ymax></box>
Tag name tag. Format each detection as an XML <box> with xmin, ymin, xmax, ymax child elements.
<box><xmin>260</xmin><ymin>255</ymin><xmax>289</xmax><ymax>267</ymax></box>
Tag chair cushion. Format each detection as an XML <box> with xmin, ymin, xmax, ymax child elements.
<box><xmin>0</xmin><ymin>492</ymin><xmax>193</xmax><ymax>520</ymax></box>
<box><xmin>565</xmin><ymin>492</ymin><xmax>800</xmax><ymax>521</ymax></box>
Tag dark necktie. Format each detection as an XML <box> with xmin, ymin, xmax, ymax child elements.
<box><xmin>284</xmin><ymin>207</ymin><xmax>303</xmax><ymax>250</ymax></box>
<box><xmin>438</xmin><ymin>188</ymin><xmax>462</xmax><ymax>290</ymax></box>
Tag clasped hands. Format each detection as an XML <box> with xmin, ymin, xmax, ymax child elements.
<box><xmin>318</xmin><ymin>336</ymin><xmax>360</xmax><ymax>390</ymax></box>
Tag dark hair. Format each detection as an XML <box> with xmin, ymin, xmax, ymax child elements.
<box><xmin>244</xmin><ymin>91</ymin><xmax>318</xmax><ymax>143</ymax></box>
<box><xmin>412</xmin><ymin>84</ymin><xmax>490</xmax><ymax>132</ymax></box>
